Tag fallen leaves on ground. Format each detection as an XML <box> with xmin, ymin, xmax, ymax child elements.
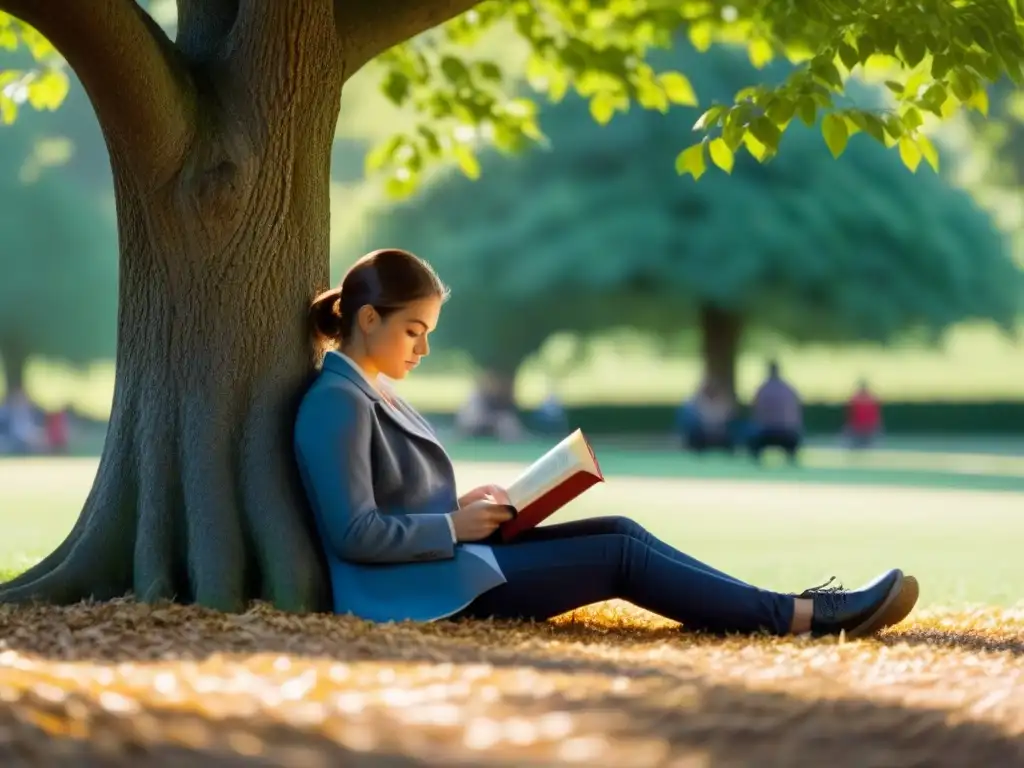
<box><xmin>0</xmin><ymin>599</ymin><xmax>1023</xmax><ymax>766</ymax></box>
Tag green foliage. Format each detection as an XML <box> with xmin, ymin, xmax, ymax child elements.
<box><xmin>365</xmin><ymin>0</ymin><xmax>1024</xmax><ymax>191</ymax></box>
<box><xmin>0</xmin><ymin>117</ymin><xmax>118</xmax><ymax>382</ymax></box>
<box><xmin>358</xmin><ymin>41</ymin><xmax>1022</xmax><ymax>375</ymax></box>
<box><xmin>0</xmin><ymin>13</ymin><xmax>69</xmax><ymax>124</ymax></box>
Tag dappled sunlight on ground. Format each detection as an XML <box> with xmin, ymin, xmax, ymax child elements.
<box><xmin>0</xmin><ymin>600</ymin><xmax>1023</xmax><ymax>765</ymax></box>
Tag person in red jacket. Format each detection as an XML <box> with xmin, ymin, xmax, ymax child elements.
<box><xmin>845</xmin><ymin>380</ymin><xmax>882</xmax><ymax>449</ymax></box>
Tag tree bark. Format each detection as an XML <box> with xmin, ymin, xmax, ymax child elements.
<box><xmin>0</xmin><ymin>343</ymin><xmax>27</xmax><ymax>393</ymax></box>
<box><xmin>698</xmin><ymin>304</ymin><xmax>743</xmax><ymax>400</ymax></box>
<box><xmin>0</xmin><ymin>2</ymin><xmax>347</xmax><ymax>613</ymax></box>
<box><xmin>480</xmin><ymin>368</ymin><xmax>519</xmax><ymax>412</ymax></box>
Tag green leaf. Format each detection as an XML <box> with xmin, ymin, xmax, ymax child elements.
<box><xmin>898</xmin><ymin>37</ymin><xmax>926</xmax><ymax>68</ymax></box>
<box><xmin>453</xmin><ymin>144</ymin><xmax>481</xmax><ymax>179</ymax></box>
<box><xmin>708</xmin><ymin>137</ymin><xmax>734</xmax><ymax>174</ymax></box>
<box><xmin>659</xmin><ymin>71</ymin><xmax>697</xmax><ymax>106</ymax></box>
<box><xmin>797</xmin><ymin>96</ymin><xmax>817</xmax><ymax>127</ymax></box>
<box><xmin>688</xmin><ymin>21</ymin><xmax>712</xmax><ymax>52</ymax></box>
<box><xmin>0</xmin><ymin>94</ymin><xmax>16</xmax><ymax>125</ymax></box>
<box><xmin>637</xmin><ymin>80</ymin><xmax>669</xmax><ymax>112</ymax></box>
<box><xmin>416</xmin><ymin>125</ymin><xmax>442</xmax><ymax>155</ymax></box>
<box><xmin>365</xmin><ymin>135</ymin><xmax>403</xmax><ymax>174</ymax></box>
<box><xmin>385</xmin><ymin>174</ymin><xmax>417</xmax><ymax>199</ymax></box>
<box><xmin>901</xmin><ymin>106</ymin><xmax>923</xmax><ymax>130</ymax></box>
<box><xmin>931</xmin><ymin>53</ymin><xmax>952</xmax><ymax>79</ymax></box>
<box><xmin>749</xmin><ymin>116</ymin><xmax>781</xmax><ymax>152</ymax></box>
<box><xmin>475</xmin><ymin>61</ymin><xmax>503</xmax><ymax>82</ymax></box>
<box><xmin>883</xmin><ymin>115</ymin><xmax>904</xmax><ymax>139</ymax></box>
<box><xmin>693</xmin><ymin>105</ymin><xmax>726</xmax><ymax>132</ymax></box>
<box><xmin>919</xmin><ymin>83</ymin><xmax>947</xmax><ymax>116</ymax></box>
<box><xmin>675</xmin><ymin>142</ymin><xmax>706</xmax><ymax>179</ymax></box>
<box><xmin>742</xmin><ymin>131</ymin><xmax>769</xmax><ymax>162</ymax></box>
<box><xmin>884</xmin><ymin>80</ymin><xmax>904</xmax><ymax>95</ymax></box>
<box><xmin>26</xmin><ymin>70</ymin><xmax>69</xmax><ymax>111</ymax></box>
<box><xmin>748</xmin><ymin>39</ymin><xmax>774</xmax><ymax>69</ymax></box>
<box><xmin>898</xmin><ymin>135</ymin><xmax>922</xmax><ymax>172</ymax></box>
<box><xmin>838</xmin><ymin>41</ymin><xmax>860</xmax><ymax>71</ymax></box>
<box><xmin>949</xmin><ymin>70</ymin><xmax>976</xmax><ymax>102</ymax></box>
<box><xmin>381</xmin><ymin>70</ymin><xmax>411</xmax><ymax>106</ymax></box>
<box><xmin>766</xmin><ymin>96</ymin><xmax>796</xmax><ymax>127</ymax></box>
<box><xmin>857</xmin><ymin>34</ymin><xmax>877</xmax><ymax>60</ymax></box>
<box><xmin>966</xmin><ymin>88</ymin><xmax>989</xmax><ymax>116</ymax></box>
<box><xmin>847</xmin><ymin>111</ymin><xmax>886</xmax><ymax>143</ymax></box>
<box><xmin>917</xmin><ymin>134</ymin><xmax>940</xmax><ymax>172</ymax></box>
<box><xmin>821</xmin><ymin>113</ymin><xmax>849</xmax><ymax>158</ymax></box>
<box><xmin>589</xmin><ymin>92</ymin><xmax>617</xmax><ymax>125</ymax></box>
<box><xmin>811</xmin><ymin>58</ymin><xmax>843</xmax><ymax>89</ymax></box>
<box><xmin>440</xmin><ymin>56</ymin><xmax>470</xmax><ymax>85</ymax></box>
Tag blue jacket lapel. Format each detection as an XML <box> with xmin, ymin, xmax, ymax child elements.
<box><xmin>322</xmin><ymin>352</ymin><xmax>441</xmax><ymax>448</ymax></box>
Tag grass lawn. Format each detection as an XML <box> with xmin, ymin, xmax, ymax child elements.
<box><xmin>2</xmin><ymin>455</ymin><xmax>1024</xmax><ymax>763</ymax></box>
<box><xmin>3</xmin><ymin>453</ymin><xmax>1023</xmax><ymax>608</ymax></box>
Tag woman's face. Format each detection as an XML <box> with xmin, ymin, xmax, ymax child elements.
<box><xmin>361</xmin><ymin>296</ymin><xmax>442</xmax><ymax>380</ymax></box>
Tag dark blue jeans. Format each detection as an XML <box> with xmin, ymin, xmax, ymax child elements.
<box><xmin>460</xmin><ymin>516</ymin><xmax>795</xmax><ymax>635</ymax></box>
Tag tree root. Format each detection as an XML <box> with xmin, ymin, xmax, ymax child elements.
<box><xmin>0</xmin><ymin>390</ymin><xmax>329</xmax><ymax>613</ymax></box>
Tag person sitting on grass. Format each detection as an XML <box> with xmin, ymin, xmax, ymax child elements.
<box><xmin>748</xmin><ymin>360</ymin><xmax>803</xmax><ymax>464</ymax></box>
<box><xmin>294</xmin><ymin>249</ymin><xmax>920</xmax><ymax>638</ymax></box>
<box><xmin>845</xmin><ymin>379</ymin><xmax>883</xmax><ymax>449</ymax></box>
<box><xmin>677</xmin><ymin>377</ymin><xmax>739</xmax><ymax>454</ymax></box>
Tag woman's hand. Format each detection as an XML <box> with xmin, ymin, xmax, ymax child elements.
<box><xmin>450</xmin><ymin>499</ymin><xmax>515</xmax><ymax>542</ymax></box>
<box><xmin>458</xmin><ymin>484</ymin><xmax>512</xmax><ymax>509</ymax></box>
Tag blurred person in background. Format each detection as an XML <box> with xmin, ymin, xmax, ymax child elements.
<box><xmin>677</xmin><ymin>377</ymin><xmax>739</xmax><ymax>453</ymax></box>
<box><xmin>748</xmin><ymin>360</ymin><xmax>803</xmax><ymax>463</ymax></box>
<box><xmin>455</xmin><ymin>371</ymin><xmax>526</xmax><ymax>442</ymax></box>
<box><xmin>0</xmin><ymin>387</ymin><xmax>47</xmax><ymax>455</ymax></box>
<box><xmin>845</xmin><ymin>379</ymin><xmax>882</xmax><ymax>449</ymax></box>
<box><xmin>531</xmin><ymin>381</ymin><xmax>569</xmax><ymax>436</ymax></box>
<box><xmin>45</xmin><ymin>407</ymin><xmax>71</xmax><ymax>454</ymax></box>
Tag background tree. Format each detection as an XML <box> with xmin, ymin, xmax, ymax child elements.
<box><xmin>0</xmin><ymin>161</ymin><xmax>117</xmax><ymax>394</ymax></box>
<box><xmin>363</xmin><ymin>42</ymin><xmax>1022</xmax><ymax>403</ymax></box>
<box><xmin>2</xmin><ymin>1</ymin><xmax>1024</xmax><ymax>613</ymax></box>
<box><xmin>0</xmin><ymin>74</ymin><xmax>118</xmax><ymax>394</ymax></box>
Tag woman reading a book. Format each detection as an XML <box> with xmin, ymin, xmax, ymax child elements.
<box><xmin>294</xmin><ymin>249</ymin><xmax>919</xmax><ymax>638</ymax></box>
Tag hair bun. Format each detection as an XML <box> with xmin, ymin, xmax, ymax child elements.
<box><xmin>309</xmin><ymin>287</ymin><xmax>344</xmax><ymax>341</ymax></box>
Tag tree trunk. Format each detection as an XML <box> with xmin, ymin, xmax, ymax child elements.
<box><xmin>0</xmin><ymin>13</ymin><xmax>345</xmax><ymax>613</ymax></box>
<box><xmin>698</xmin><ymin>304</ymin><xmax>743</xmax><ymax>400</ymax></box>
<box><xmin>0</xmin><ymin>343</ymin><xmax>27</xmax><ymax>393</ymax></box>
<box><xmin>480</xmin><ymin>369</ymin><xmax>519</xmax><ymax>412</ymax></box>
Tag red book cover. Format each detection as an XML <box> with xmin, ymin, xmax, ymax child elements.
<box><xmin>499</xmin><ymin>430</ymin><xmax>605</xmax><ymax>542</ymax></box>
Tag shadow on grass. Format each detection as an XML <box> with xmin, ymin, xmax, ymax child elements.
<box><xmin>880</xmin><ymin>628</ymin><xmax>1024</xmax><ymax>656</ymax></box>
<box><xmin>0</xmin><ymin>601</ymin><xmax>1023</xmax><ymax>765</ymax></box>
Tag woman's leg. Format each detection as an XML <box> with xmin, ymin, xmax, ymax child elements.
<box><xmin>506</xmin><ymin>516</ymin><xmax>754</xmax><ymax>587</ymax></box>
<box><xmin>463</xmin><ymin>527</ymin><xmax>797</xmax><ymax>635</ymax></box>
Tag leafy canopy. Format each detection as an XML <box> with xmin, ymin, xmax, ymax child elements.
<box><xmin>0</xmin><ymin>13</ymin><xmax>68</xmax><ymax>124</ymax></box>
<box><xmin>367</xmin><ymin>0</ymin><xmax>1020</xmax><ymax>193</ymax></box>
<box><xmin>359</xmin><ymin>40</ymin><xmax>1022</xmax><ymax>374</ymax></box>
<box><xmin>3</xmin><ymin>1</ymin><xmax>1021</xmax><ymax>192</ymax></box>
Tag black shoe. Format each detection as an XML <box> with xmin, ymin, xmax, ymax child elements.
<box><xmin>797</xmin><ymin>569</ymin><xmax>905</xmax><ymax>639</ymax></box>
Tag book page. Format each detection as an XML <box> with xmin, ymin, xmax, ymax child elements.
<box><xmin>506</xmin><ymin>430</ymin><xmax>595</xmax><ymax>510</ymax></box>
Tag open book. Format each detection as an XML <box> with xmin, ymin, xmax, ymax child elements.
<box><xmin>499</xmin><ymin>429</ymin><xmax>605</xmax><ymax>541</ymax></box>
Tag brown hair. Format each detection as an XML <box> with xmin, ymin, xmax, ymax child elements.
<box><xmin>309</xmin><ymin>248</ymin><xmax>449</xmax><ymax>351</ymax></box>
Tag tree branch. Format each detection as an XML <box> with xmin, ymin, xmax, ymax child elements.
<box><xmin>1</xmin><ymin>0</ymin><xmax>195</xmax><ymax>181</ymax></box>
<box><xmin>176</xmin><ymin>0</ymin><xmax>240</xmax><ymax>61</ymax></box>
<box><xmin>337</xmin><ymin>0</ymin><xmax>484</xmax><ymax>76</ymax></box>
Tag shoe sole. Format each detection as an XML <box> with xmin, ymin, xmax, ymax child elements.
<box><xmin>845</xmin><ymin>570</ymin><xmax>912</xmax><ymax>639</ymax></box>
<box><xmin>876</xmin><ymin>574</ymin><xmax>920</xmax><ymax>632</ymax></box>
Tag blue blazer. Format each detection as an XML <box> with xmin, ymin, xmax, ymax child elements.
<box><xmin>293</xmin><ymin>352</ymin><xmax>507</xmax><ymax>622</ymax></box>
